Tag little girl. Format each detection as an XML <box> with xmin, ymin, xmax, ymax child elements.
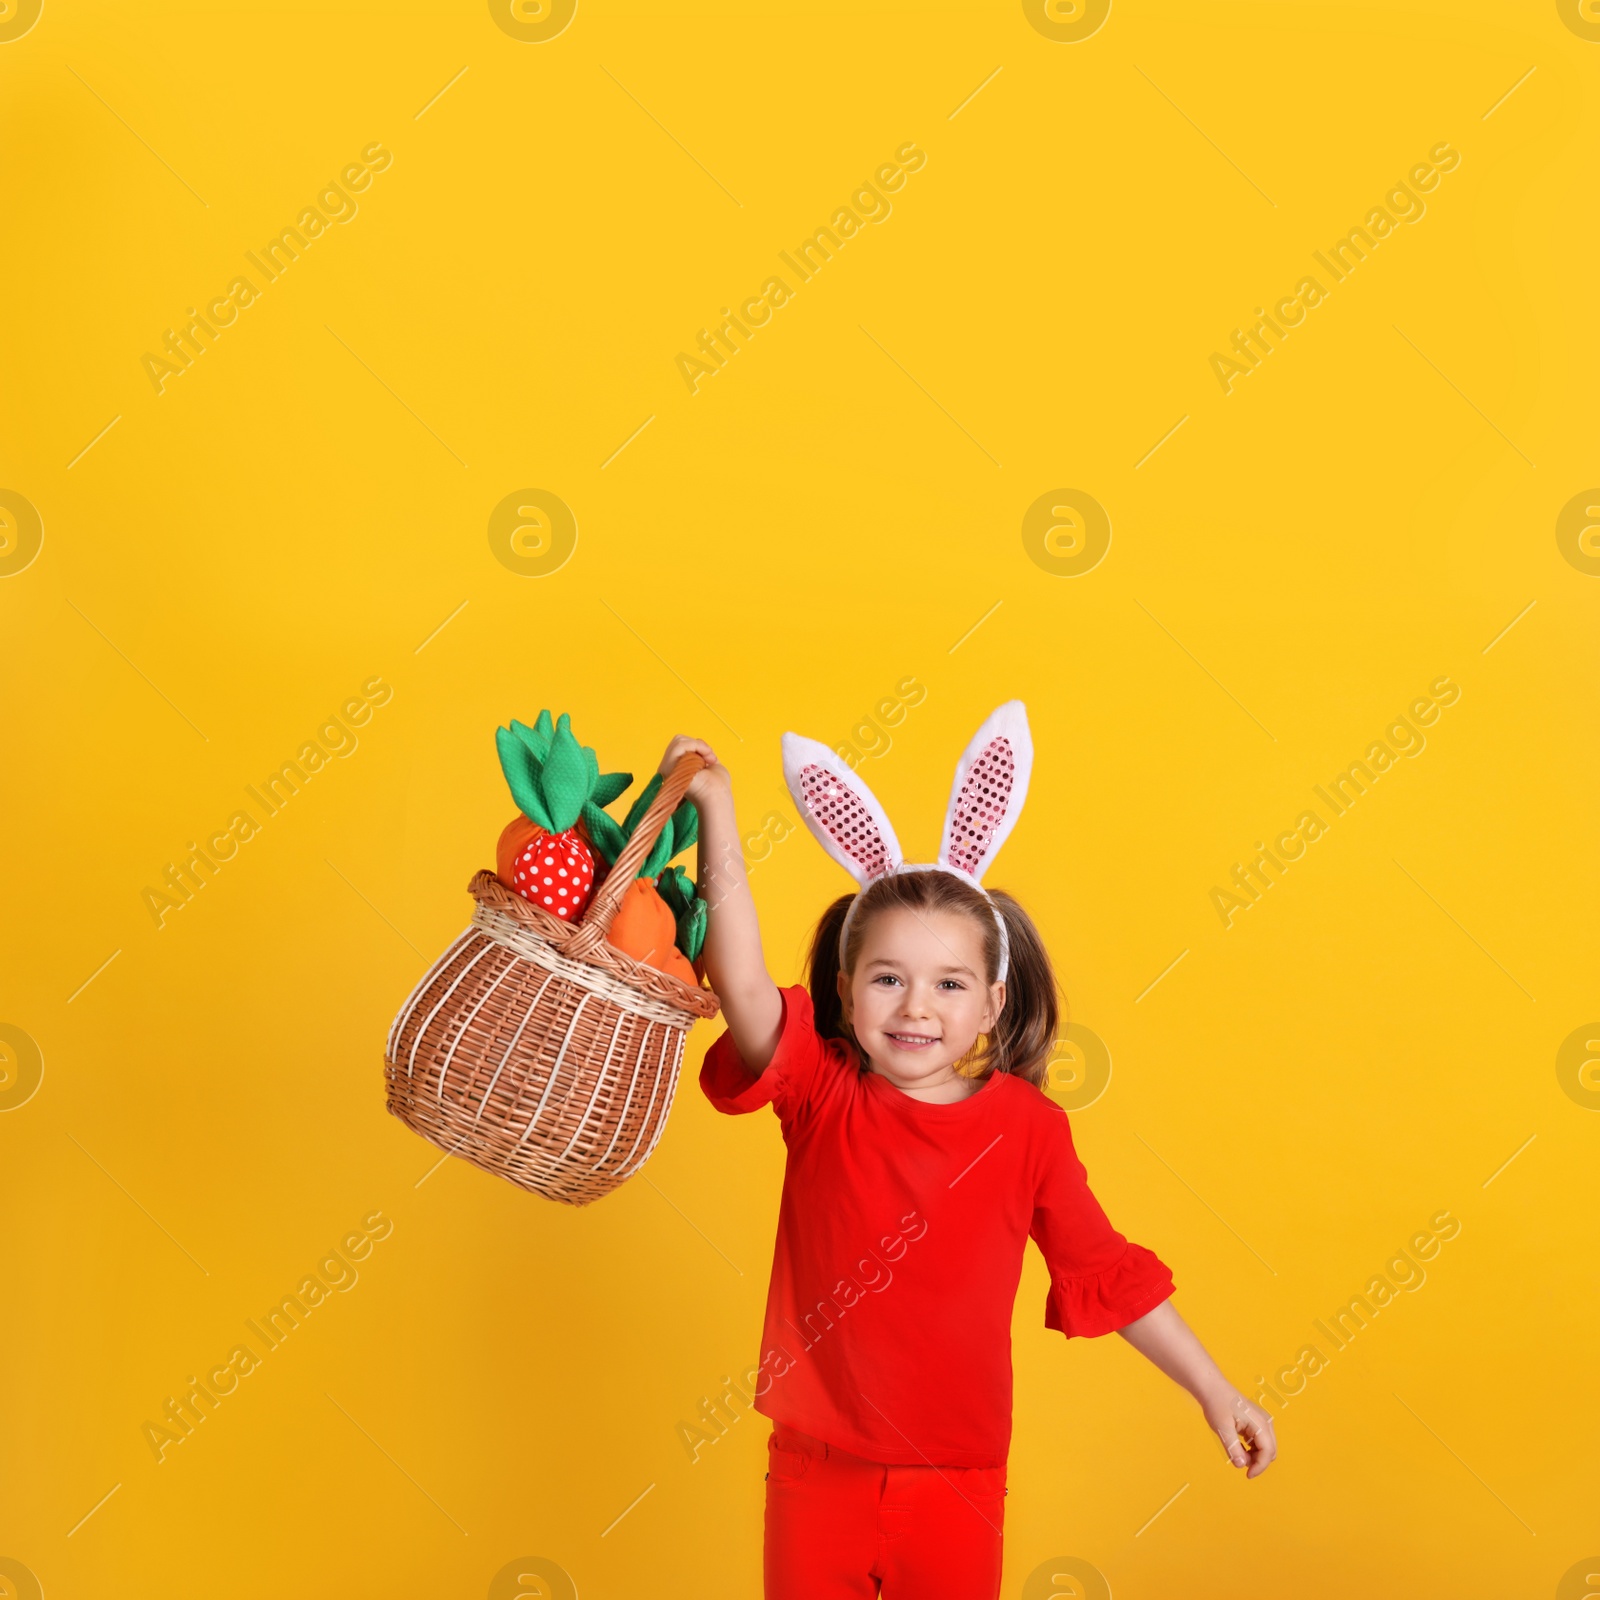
<box><xmin>659</xmin><ymin>702</ymin><xmax>1275</xmax><ymax>1600</ymax></box>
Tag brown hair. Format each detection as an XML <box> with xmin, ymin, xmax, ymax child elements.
<box><xmin>804</xmin><ymin>870</ymin><xmax>1062</xmax><ymax>1089</ymax></box>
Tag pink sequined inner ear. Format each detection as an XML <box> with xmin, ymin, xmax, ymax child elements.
<box><xmin>798</xmin><ymin>763</ymin><xmax>890</xmax><ymax>879</ymax></box>
<box><xmin>946</xmin><ymin>738</ymin><xmax>1015</xmax><ymax>875</ymax></box>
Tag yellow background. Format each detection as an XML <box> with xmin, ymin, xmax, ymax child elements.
<box><xmin>3</xmin><ymin>0</ymin><xmax>1597</xmax><ymax>1595</ymax></box>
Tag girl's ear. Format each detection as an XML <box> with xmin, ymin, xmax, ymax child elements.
<box><xmin>782</xmin><ymin>732</ymin><xmax>902</xmax><ymax>885</ymax></box>
<box><xmin>937</xmin><ymin>701</ymin><xmax>1033</xmax><ymax>881</ymax></box>
<box><xmin>982</xmin><ymin>979</ymin><xmax>1006</xmax><ymax>1032</ymax></box>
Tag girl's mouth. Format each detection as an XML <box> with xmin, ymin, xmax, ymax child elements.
<box><xmin>885</xmin><ymin>1032</ymin><xmax>940</xmax><ymax>1051</ymax></box>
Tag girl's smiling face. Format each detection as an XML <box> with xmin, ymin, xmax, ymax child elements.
<box><xmin>837</xmin><ymin>905</ymin><xmax>1006</xmax><ymax>1101</ymax></box>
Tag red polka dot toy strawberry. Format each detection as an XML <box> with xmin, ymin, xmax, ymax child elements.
<box><xmin>494</xmin><ymin>711</ymin><xmax>632</xmax><ymax>921</ymax></box>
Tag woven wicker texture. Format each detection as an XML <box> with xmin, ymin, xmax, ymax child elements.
<box><xmin>383</xmin><ymin>751</ymin><xmax>721</xmax><ymax>1205</ymax></box>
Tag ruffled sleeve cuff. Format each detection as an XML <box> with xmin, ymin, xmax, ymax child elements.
<box><xmin>1044</xmin><ymin>1241</ymin><xmax>1175</xmax><ymax>1339</ymax></box>
<box><xmin>698</xmin><ymin>985</ymin><xmax>812</xmax><ymax>1117</ymax></box>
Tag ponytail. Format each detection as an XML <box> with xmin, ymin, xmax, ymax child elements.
<box><xmin>806</xmin><ymin>892</ymin><xmax>861</xmax><ymax>1067</ymax></box>
<box><xmin>983</xmin><ymin>888</ymin><xmax>1060</xmax><ymax>1090</ymax></box>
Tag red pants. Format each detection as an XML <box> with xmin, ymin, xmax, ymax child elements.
<box><xmin>763</xmin><ymin>1422</ymin><xmax>1006</xmax><ymax>1599</ymax></box>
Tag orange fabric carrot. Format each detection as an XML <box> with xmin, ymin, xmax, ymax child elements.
<box><xmin>606</xmin><ymin>877</ymin><xmax>699</xmax><ymax>987</ymax></box>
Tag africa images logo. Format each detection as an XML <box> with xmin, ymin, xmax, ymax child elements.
<box><xmin>674</xmin><ymin>142</ymin><xmax>927</xmax><ymax>393</ymax></box>
<box><xmin>1208</xmin><ymin>142</ymin><xmax>1460</xmax><ymax>393</ymax></box>
<box><xmin>140</xmin><ymin>676</ymin><xmax>392</xmax><ymax>926</ymax></box>
<box><xmin>140</xmin><ymin>143</ymin><xmax>393</xmax><ymax>394</ymax></box>
<box><xmin>1209</xmin><ymin>675</ymin><xmax>1460</xmax><ymax>926</ymax></box>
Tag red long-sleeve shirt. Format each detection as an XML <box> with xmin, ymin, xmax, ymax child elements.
<box><xmin>699</xmin><ymin>984</ymin><xmax>1176</xmax><ymax>1468</ymax></box>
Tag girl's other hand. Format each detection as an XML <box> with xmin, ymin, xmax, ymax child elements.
<box><xmin>658</xmin><ymin>735</ymin><xmax>730</xmax><ymax>807</ymax></box>
<box><xmin>1113</xmin><ymin>1301</ymin><xmax>1276</xmax><ymax>1481</ymax></box>
<box><xmin>1203</xmin><ymin>1390</ymin><xmax>1277</xmax><ymax>1479</ymax></box>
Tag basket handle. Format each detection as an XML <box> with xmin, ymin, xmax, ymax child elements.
<box><xmin>578</xmin><ymin>750</ymin><xmax>707</xmax><ymax>938</ymax></box>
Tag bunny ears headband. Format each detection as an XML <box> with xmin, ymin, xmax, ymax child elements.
<box><xmin>780</xmin><ymin>701</ymin><xmax>1034</xmax><ymax>982</ymax></box>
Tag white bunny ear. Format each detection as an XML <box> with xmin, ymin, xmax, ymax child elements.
<box><xmin>937</xmin><ymin>701</ymin><xmax>1033</xmax><ymax>882</ymax></box>
<box><xmin>781</xmin><ymin>732</ymin><xmax>903</xmax><ymax>886</ymax></box>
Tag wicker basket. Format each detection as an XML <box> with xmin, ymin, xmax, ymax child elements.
<box><xmin>383</xmin><ymin>752</ymin><xmax>721</xmax><ymax>1205</ymax></box>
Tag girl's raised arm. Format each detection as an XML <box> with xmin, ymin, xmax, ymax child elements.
<box><xmin>658</xmin><ymin>737</ymin><xmax>783</xmax><ymax>1075</ymax></box>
